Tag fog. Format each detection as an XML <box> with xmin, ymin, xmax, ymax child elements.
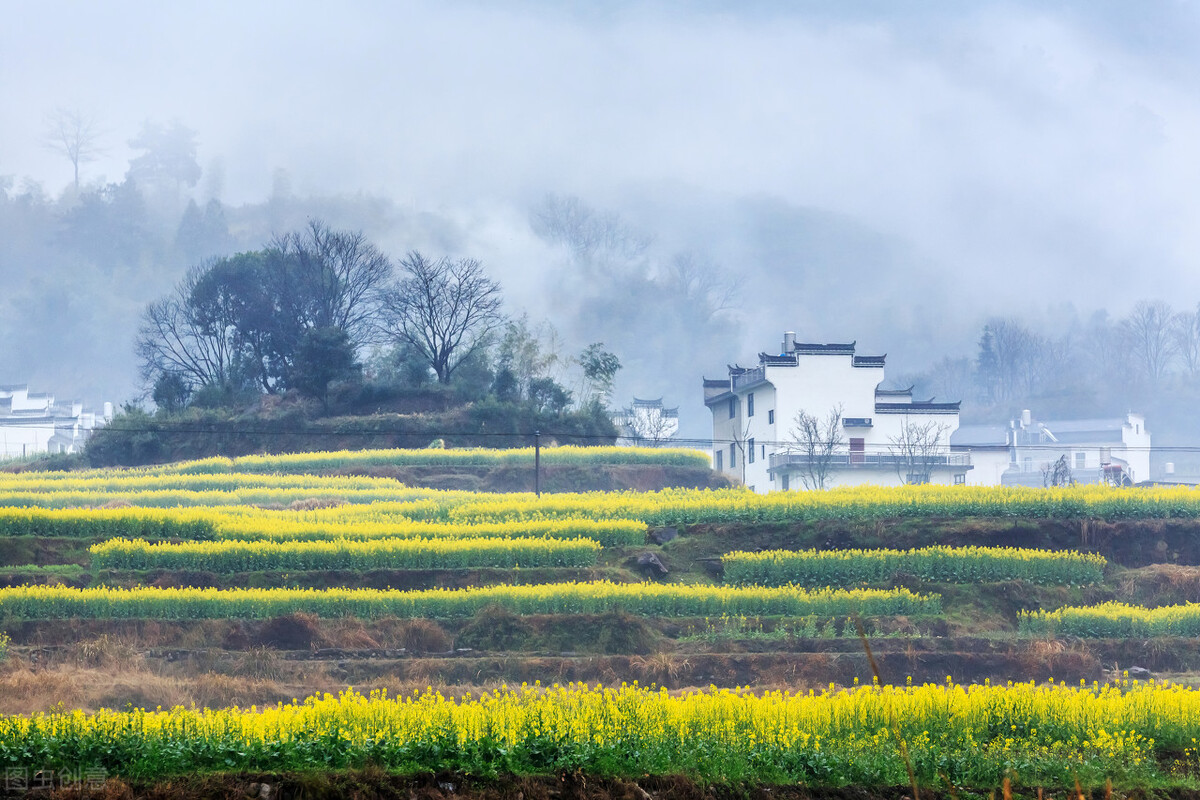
<box><xmin>3</xmin><ymin>1</ymin><xmax>1200</xmax><ymax>438</ymax></box>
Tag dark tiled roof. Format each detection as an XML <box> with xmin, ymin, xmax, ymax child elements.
<box><xmin>951</xmin><ymin>424</ymin><xmax>1010</xmax><ymax>447</ymax></box>
<box><xmin>875</xmin><ymin>385</ymin><xmax>914</xmax><ymax>397</ymax></box>
<box><xmin>852</xmin><ymin>355</ymin><xmax>886</xmax><ymax>367</ymax></box>
<box><xmin>875</xmin><ymin>400</ymin><xmax>961</xmax><ymax>414</ymax></box>
<box><xmin>792</xmin><ymin>341</ymin><xmax>856</xmax><ymax>355</ymax></box>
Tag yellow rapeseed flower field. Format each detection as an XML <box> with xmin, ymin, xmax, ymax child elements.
<box><xmin>724</xmin><ymin>545</ymin><xmax>1107</xmax><ymax>586</ymax></box>
<box><xmin>0</xmin><ymin>681</ymin><xmax>1191</xmax><ymax>786</ymax></box>
<box><xmin>0</xmin><ymin>582</ymin><xmax>938</xmax><ymax>619</ymax></box>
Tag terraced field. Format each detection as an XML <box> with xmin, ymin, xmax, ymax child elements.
<box><xmin>4</xmin><ymin>449</ymin><xmax>1200</xmax><ymax>794</ymax></box>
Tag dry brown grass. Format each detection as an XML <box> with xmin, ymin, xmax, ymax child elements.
<box><xmin>322</xmin><ymin>618</ymin><xmax>382</xmax><ymax>649</ymax></box>
<box><xmin>395</xmin><ymin>619</ymin><xmax>452</xmax><ymax>654</ymax></box>
<box><xmin>0</xmin><ymin>661</ymin><xmax>87</xmax><ymax>712</ymax></box>
<box><xmin>231</xmin><ymin>647</ymin><xmax>286</xmax><ymax>681</ymax></box>
<box><xmin>67</xmin><ymin>635</ymin><xmax>144</xmax><ymax>670</ymax></box>
<box><xmin>630</xmin><ymin>653</ymin><xmax>688</xmax><ymax>685</ymax></box>
<box><xmin>190</xmin><ymin>672</ymin><xmax>296</xmax><ymax>708</ymax></box>
<box><xmin>1115</xmin><ymin>564</ymin><xmax>1200</xmax><ymax>604</ymax></box>
<box><xmin>288</xmin><ymin>497</ymin><xmax>347</xmax><ymax>511</ymax></box>
<box><xmin>96</xmin><ymin>499</ymin><xmax>132</xmax><ymax>510</ymax></box>
<box><xmin>0</xmin><ymin>657</ymin><xmax>352</xmax><ymax>713</ymax></box>
<box><xmin>401</xmin><ymin>658</ymin><xmax>443</xmax><ymax>685</ymax></box>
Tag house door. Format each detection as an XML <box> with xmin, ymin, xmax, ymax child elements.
<box><xmin>850</xmin><ymin>438</ymin><xmax>865</xmax><ymax>465</ymax></box>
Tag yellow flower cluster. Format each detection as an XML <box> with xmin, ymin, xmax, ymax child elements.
<box><xmin>445</xmin><ymin>484</ymin><xmax>1200</xmax><ymax>526</ymax></box>
<box><xmin>210</xmin><ymin>515</ymin><xmax>647</xmax><ymax>547</ymax></box>
<box><xmin>90</xmin><ymin>535</ymin><xmax>603</xmax><ymax>571</ymax></box>
<box><xmin>1021</xmin><ymin>601</ymin><xmax>1200</xmax><ymax>637</ymax></box>
<box><xmin>0</xmin><ymin>681</ymin><xmax>1190</xmax><ymax>785</ymax></box>
<box><xmin>145</xmin><ymin>445</ymin><xmax>713</xmax><ymax>474</ymax></box>
<box><xmin>724</xmin><ymin>545</ymin><xmax>1107</xmax><ymax>586</ymax></box>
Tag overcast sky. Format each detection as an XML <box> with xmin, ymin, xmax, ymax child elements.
<box><xmin>5</xmin><ymin>1</ymin><xmax>1200</xmax><ymax>410</ymax></box>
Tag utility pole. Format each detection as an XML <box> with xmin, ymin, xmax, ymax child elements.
<box><xmin>534</xmin><ymin>430</ymin><xmax>541</xmax><ymax>498</ymax></box>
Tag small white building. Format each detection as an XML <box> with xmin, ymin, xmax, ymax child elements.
<box><xmin>704</xmin><ymin>332</ymin><xmax>967</xmax><ymax>492</ymax></box>
<box><xmin>0</xmin><ymin>385</ymin><xmax>111</xmax><ymax>459</ymax></box>
<box><xmin>614</xmin><ymin>397</ymin><xmax>680</xmax><ymax>446</ymax></box>
<box><xmin>951</xmin><ymin>410</ymin><xmax>1151</xmax><ymax>486</ymax></box>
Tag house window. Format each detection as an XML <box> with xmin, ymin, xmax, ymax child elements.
<box><xmin>1023</xmin><ymin>457</ymin><xmax>1032</xmax><ymax>472</ymax></box>
<box><xmin>954</xmin><ymin>473</ymin><xmax>966</xmax><ymax>486</ymax></box>
<box><xmin>747</xmin><ymin>393</ymin><xmax>755</xmax><ymax>417</ymax></box>
<box><xmin>768</xmin><ymin>409</ymin><xmax>774</xmax><ymax>424</ymax></box>
<box><xmin>762</xmin><ymin>444</ymin><xmax>766</xmax><ymax>460</ymax></box>
<box><xmin>1075</xmin><ymin>452</ymin><xmax>1086</xmax><ymax>469</ymax></box>
<box><xmin>728</xmin><ymin>397</ymin><xmax>737</xmax><ymax>419</ymax></box>
<box><xmin>716</xmin><ymin>451</ymin><xmax>723</xmax><ymax>471</ymax></box>
<box><xmin>729</xmin><ymin>443</ymin><xmax>737</xmax><ymax>468</ymax></box>
<box><xmin>781</xmin><ymin>474</ymin><xmax>789</xmax><ymax>491</ymax></box>
<box><xmin>748</xmin><ymin>438</ymin><xmax>755</xmax><ymax>464</ymax></box>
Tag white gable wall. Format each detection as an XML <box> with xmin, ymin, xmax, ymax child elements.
<box><xmin>707</xmin><ymin>341</ymin><xmax>962</xmax><ymax>493</ymax></box>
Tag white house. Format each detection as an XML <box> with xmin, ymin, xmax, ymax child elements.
<box><xmin>0</xmin><ymin>385</ymin><xmax>112</xmax><ymax>459</ymax></box>
<box><xmin>704</xmin><ymin>332</ymin><xmax>967</xmax><ymax>492</ymax></box>
<box><xmin>613</xmin><ymin>397</ymin><xmax>680</xmax><ymax>446</ymax></box>
<box><xmin>951</xmin><ymin>410</ymin><xmax>1151</xmax><ymax>486</ymax></box>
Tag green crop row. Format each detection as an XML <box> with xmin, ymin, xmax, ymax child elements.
<box><xmin>723</xmin><ymin>546</ymin><xmax>1106</xmax><ymax>587</ymax></box>
<box><xmin>90</xmin><ymin>536</ymin><xmax>601</xmax><ymax>571</ymax></box>
<box><xmin>148</xmin><ymin>445</ymin><xmax>712</xmax><ymax>474</ymax></box>
<box><xmin>0</xmin><ymin>583</ymin><xmax>938</xmax><ymax>620</ymax></box>
<box><xmin>1020</xmin><ymin>601</ymin><xmax>1200</xmax><ymax>637</ymax></box>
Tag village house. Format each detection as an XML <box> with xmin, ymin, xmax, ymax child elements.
<box><xmin>613</xmin><ymin>397</ymin><xmax>680</xmax><ymax>446</ymax></box>
<box><xmin>0</xmin><ymin>384</ymin><xmax>111</xmax><ymax>458</ymax></box>
<box><xmin>951</xmin><ymin>410</ymin><xmax>1151</xmax><ymax>486</ymax></box>
<box><xmin>704</xmin><ymin>332</ymin><xmax>967</xmax><ymax>492</ymax></box>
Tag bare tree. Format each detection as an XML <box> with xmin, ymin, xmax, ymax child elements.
<box><xmin>666</xmin><ymin>252</ymin><xmax>741</xmax><ymax>323</ymax></box>
<box><xmin>619</xmin><ymin>401</ymin><xmax>678</xmax><ymax>446</ymax></box>
<box><xmin>729</xmin><ymin>416</ymin><xmax>755</xmax><ymax>486</ymax></box>
<box><xmin>1042</xmin><ymin>454</ymin><xmax>1073</xmax><ymax>487</ymax></box>
<box><xmin>530</xmin><ymin>193</ymin><xmax>653</xmax><ymax>266</ymax></box>
<box><xmin>888</xmin><ymin>418</ymin><xmax>951</xmax><ymax>485</ymax></box>
<box><xmin>270</xmin><ymin>220</ymin><xmax>393</xmax><ymax>346</ymax></box>
<box><xmin>43</xmin><ymin>108</ymin><xmax>103</xmax><ymax>191</ymax></box>
<box><xmin>1173</xmin><ymin>305</ymin><xmax>1200</xmax><ymax>380</ymax></box>
<box><xmin>1122</xmin><ymin>300</ymin><xmax>1176</xmax><ymax>388</ymax></box>
<box><xmin>135</xmin><ymin>263</ymin><xmax>238</xmax><ymax>391</ymax></box>
<box><xmin>788</xmin><ymin>406</ymin><xmax>845</xmax><ymax>490</ymax></box>
<box><xmin>385</xmin><ymin>251</ymin><xmax>504</xmax><ymax>384</ymax></box>
<box><xmin>982</xmin><ymin>317</ymin><xmax>1038</xmax><ymax>402</ymax></box>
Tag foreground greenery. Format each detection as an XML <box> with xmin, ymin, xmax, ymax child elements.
<box><xmin>0</xmin><ymin>681</ymin><xmax>1191</xmax><ymax>787</ymax></box>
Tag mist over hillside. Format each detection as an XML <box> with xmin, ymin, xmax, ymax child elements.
<box><xmin>4</xmin><ymin>1</ymin><xmax>1200</xmax><ymax>440</ymax></box>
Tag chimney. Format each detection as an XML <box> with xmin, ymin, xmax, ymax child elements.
<box><xmin>782</xmin><ymin>331</ymin><xmax>796</xmax><ymax>354</ymax></box>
